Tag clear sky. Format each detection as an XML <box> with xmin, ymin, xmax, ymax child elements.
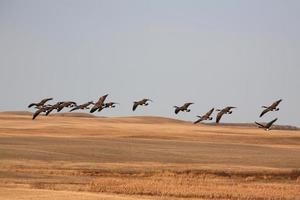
<box><xmin>0</xmin><ymin>0</ymin><xmax>299</xmax><ymax>126</ymax></box>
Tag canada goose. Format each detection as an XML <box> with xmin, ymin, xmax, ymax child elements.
<box><xmin>95</xmin><ymin>102</ymin><xmax>119</xmax><ymax>113</ymax></box>
<box><xmin>28</xmin><ymin>98</ymin><xmax>53</xmax><ymax>108</ymax></box>
<box><xmin>132</xmin><ymin>99</ymin><xmax>152</xmax><ymax>111</ymax></box>
<box><xmin>70</xmin><ymin>101</ymin><xmax>94</xmax><ymax>112</ymax></box>
<box><xmin>56</xmin><ymin>101</ymin><xmax>77</xmax><ymax>112</ymax></box>
<box><xmin>216</xmin><ymin>106</ymin><xmax>236</xmax><ymax>123</ymax></box>
<box><xmin>260</xmin><ymin>99</ymin><xmax>282</xmax><ymax>117</ymax></box>
<box><xmin>90</xmin><ymin>94</ymin><xmax>109</xmax><ymax>113</ymax></box>
<box><xmin>173</xmin><ymin>103</ymin><xmax>193</xmax><ymax>114</ymax></box>
<box><xmin>194</xmin><ymin>108</ymin><xmax>214</xmax><ymax>124</ymax></box>
<box><xmin>103</xmin><ymin>102</ymin><xmax>119</xmax><ymax>108</ymax></box>
<box><xmin>45</xmin><ymin>102</ymin><xmax>64</xmax><ymax>116</ymax></box>
<box><xmin>255</xmin><ymin>118</ymin><xmax>278</xmax><ymax>131</ymax></box>
<box><xmin>32</xmin><ymin>105</ymin><xmax>52</xmax><ymax>120</ymax></box>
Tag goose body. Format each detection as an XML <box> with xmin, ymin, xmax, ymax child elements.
<box><xmin>216</xmin><ymin>106</ymin><xmax>236</xmax><ymax>123</ymax></box>
<box><xmin>70</xmin><ymin>101</ymin><xmax>94</xmax><ymax>112</ymax></box>
<box><xmin>45</xmin><ymin>102</ymin><xmax>64</xmax><ymax>116</ymax></box>
<box><xmin>174</xmin><ymin>103</ymin><xmax>193</xmax><ymax>114</ymax></box>
<box><xmin>132</xmin><ymin>98</ymin><xmax>152</xmax><ymax>111</ymax></box>
<box><xmin>194</xmin><ymin>108</ymin><xmax>214</xmax><ymax>124</ymax></box>
<box><xmin>103</xmin><ymin>102</ymin><xmax>119</xmax><ymax>108</ymax></box>
<box><xmin>57</xmin><ymin>101</ymin><xmax>77</xmax><ymax>112</ymax></box>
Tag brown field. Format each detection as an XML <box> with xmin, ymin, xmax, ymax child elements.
<box><xmin>0</xmin><ymin>112</ymin><xmax>300</xmax><ymax>200</ymax></box>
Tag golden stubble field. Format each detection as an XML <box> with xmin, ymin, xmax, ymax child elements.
<box><xmin>0</xmin><ymin>112</ymin><xmax>299</xmax><ymax>200</ymax></box>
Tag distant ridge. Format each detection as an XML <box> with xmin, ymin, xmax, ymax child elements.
<box><xmin>0</xmin><ymin>111</ymin><xmax>298</xmax><ymax>130</ymax></box>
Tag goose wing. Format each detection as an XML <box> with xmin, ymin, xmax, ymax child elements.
<box><xmin>266</xmin><ymin>118</ymin><xmax>278</xmax><ymax>128</ymax></box>
<box><xmin>70</xmin><ymin>106</ymin><xmax>79</xmax><ymax>112</ymax></box>
<box><xmin>40</xmin><ymin>98</ymin><xmax>53</xmax><ymax>105</ymax></box>
<box><xmin>174</xmin><ymin>107</ymin><xmax>180</xmax><ymax>114</ymax></box>
<box><xmin>206</xmin><ymin>108</ymin><xmax>214</xmax><ymax>116</ymax></box>
<box><xmin>183</xmin><ymin>103</ymin><xmax>193</xmax><ymax>108</ymax></box>
<box><xmin>90</xmin><ymin>105</ymin><xmax>99</xmax><ymax>113</ymax></box>
<box><xmin>259</xmin><ymin>107</ymin><xmax>270</xmax><ymax>117</ymax></box>
<box><xmin>255</xmin><ymin>121</ymin><xmax>265</xmax><ymax>128</ymax></box>
<box><xmin>132</xmin><ymin>102</ymin><xmax>139</xmax><ymax>111</ymax></box>
<box><xmin>28</xmin><ymin>103</ymin><xmax>37</xmax><ymax>108</ymax></box>
<box><xmin>193</xmin><ymin>118</ymin><xmax>202</xmax><ymax>124</ymax></box>
<box><xmin>32</xmin><ymin>109</ymin><xmax>44</xmax><ymax>120</ymax></box>
<box><xmin>271</xmin><ymin>99</ymin><xmax>282</xmax><ymax>109</ymax></box>
<box><xmin>216</xmin><ymin>111</ymin><xmax>224</xmax><ymax>123</ymax></box>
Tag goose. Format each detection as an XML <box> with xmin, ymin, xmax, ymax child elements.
<box><xmin>95</xmin><ymin>102</ymin><xmax>119</xmax><ymax>113</ymax></box>
<box><xmin>260</xmin><ymin>99</ymin><xmax>282</xmax><ymax>117</ymax></box>
<box><xmin>174</xmin><ymin>103</ymin><xmax>193</xmax><ymax>114</ymax></box>
<box><xmin>194</xmin><ymin>108</ymin><xmax>214</xmax><ymax>124</ymax></box>
<box><xmin>216</xmin><ymin>106</ymin><xmax>236</xmax><ymax>123</ymax></box>
<box><xmin>32</xmin><ymin>105</ymin><xmax>52</xmax><ymax>120</ymax></box>
<box><xmin>255</xmin><ymin>118</ymin><xmax>278</xmax><ymax>131</ymax></box>
<box><xmin>70</xmin><ymin>101</ymin><xmax>94</xmax><ymax>112</ymax></box>
<box><xmin>132</xmin><ymin>98</ymin><xmax>152</xmax><ymax>111</ymax></box>
<box><xmin>90</xmin><ymin>94</ymin><xmax>109</xmax><ymax>113</ymax></box>
<box><xmin>45</xmin><ymin>102</ymin><xmax>64</xmax><ymax>116</ymax></box>
<box><xmin>56</xmin><ymin>101</ymin><xmax>77</xmax><ymax>112</ymax></box>
<box><xmin>28</xmin><ymin>98</ymin><xmax>53</xmax><ymax>108</ymax></box>
<box><xmin>103</xmin><ymin>102</ymin><xmax>119</xmax><ymax>108</ymax></box>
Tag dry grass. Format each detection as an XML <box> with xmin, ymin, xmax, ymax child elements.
<box><xmin>87</xmin><ymin>173</ymin><xmax>300</xmax><ymax>199</ymax></box>
<box><xmin>0</xmin><ymin>112</ymin><xmax>300</xmax><ymax>200</ymax></box>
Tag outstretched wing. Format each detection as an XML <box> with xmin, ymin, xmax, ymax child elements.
<box><xmin>90</xmin><ymin>105</ymin><xmax>98</xmax><ymax>113</ymax></box>
<box><xmin>255</xmin><ymin>121</ymin><xmax>265</xmax><ymax>128</ymax></box>
<box><xmin>132</xmin><ymin>102</ymin><xmax>139</xmax><ymax>111</ymax></box>
<box><xmin>216</xmin><ymin>112</ymin><xmax>224</xmax><ymax>123</ymax></box>
<box><xmin>174</xmin><ymin>107</ymin><xmax>180</xmax><ymax>114</ymax></box>
<box><xmin>206</xmin><ymin>108</ymin><xmax>214</xmax><ymax>116</ymax></box>
<box><xmin>259</xmin><ymin>108</ymin><xmax>270</xmax><ymax>117</ymax></box>
<box><xmin>70</xmin><ymin>106</ymin><xmax>79</xmax><ymax>112</ymax></box>
<box><xmin>271</xmin><ymin>99</ymin><xmax>282</xmax><ymax>108</ymax></box>
<box><xmin>193</xmin><ymin>118</ymin><xmax>202</xmax><ymax>124</ymax></box>
<box><xmin>32</xmin><ymin>109</ymin><xmax>43</xmax><ymax>120</ymax></box>
<box><xmin>40</xmin><ymin>98</ymin><xmax>53</xmax><ymax>105</ymax></box>
<box><xmin>28</xmin><ymin>103</ymin><xmax>37</xmax><ymax>108</ymax></box>
<box><xmin>266</xmin><ymin>118</ymin><xmax>278</xmax><ymax>128</ymax></box>
<box><xmin>184</xmin><ymin>103</ymin><xmax>193</xmax><ymax>108</ymax></box>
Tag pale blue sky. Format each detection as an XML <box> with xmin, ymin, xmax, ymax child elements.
<box><xmin>0</xmin><ymin>0</ymin><xmax>299</xmax><ymax>125</ymax></box>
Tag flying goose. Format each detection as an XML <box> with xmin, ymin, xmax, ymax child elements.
<box><xmin>194</xmin><ymin>108</ymin><xmax>214</xmax><ymax>124</ymax></box>
<box><xmin>70</xmin><ymin>101</ymin><xmax>94</xmax><ymax>112</ymax></box>
<box><xmin>28</xmin><ymin>98</ymin><xmax>53</xmax><ymax>108</ymax></box>
<box><xmin>32</xmin><ymin>105</ymin><xmax>52</xmax><ymax>120</ymax></box>
<box><xmin>90</xmin><ymin>94</ymin><xmax>109</xmax><ymax>113</ymax></box>
<box><xmin>103</xmin><ymin>102</ymin><xmax>119</xmax><ymax>108</ymax></box>
<box><xmin>56</xmin><ymin>101</ymin><xmax>77</xmax><ymax>112</ymax></box>
<box><xmin>174</xmin><ymin>103</ymin><xmax>193</xmax><ymax>114</ymax></box>
<box><xmin>45</xmin><ymin>102</ymin><xmax>64</xmax><ymax>116</ymax></box>
<box><xmin>255</xmin><ymin>118</ymin><xmax>278</xmax><ymax>131</ymax></box>
<box><xmin>132</xmin><ymin>98</ymin><xmax>152</xmax><ymax>111</ymax></box>
<box><xmin>260</xmin><ymin>99</ymin><xmax>282</xmax><ymax>117</ymax></box>
<box><xmin>216</xmin><ymin>106</ymin><xmax>236</xmax><ymax>123</ymax></box>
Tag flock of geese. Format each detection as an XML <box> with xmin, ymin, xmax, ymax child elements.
<box><xmin>28</xmin><ymin>95</ymin><xmax>282</xmax><ymax>131</ymax></box>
